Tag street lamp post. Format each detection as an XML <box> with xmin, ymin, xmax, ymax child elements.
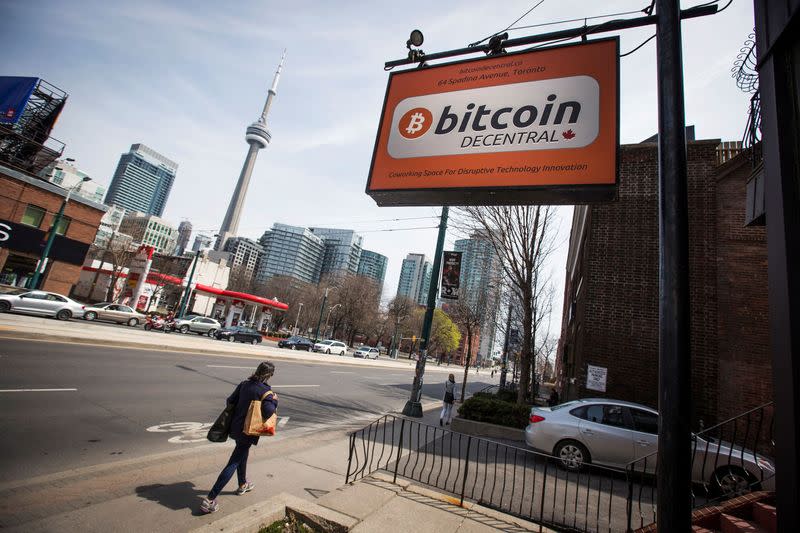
<box><xmin>314</xmin><ymin>287</ymin><xmax>331</xmax><ymax>342</ymax></box>
<box><xmin>500</xmin><ymin>300</ymin><xmax>512</xmax><ymax>388</ymax></box>
<box><xmin>402</xmin><ymin>206</ymin><xmax>448</xmax><ymax>417</ymax></box>
<box><xmin>177</xmin><ymin>249</ymin><xmax>201</xmax><ymax>319</ymax></box>
<box><xmin>293</xmin><ymin>302</ymin><xmax>303</xmax><ymax>336</ymax></box>
<box><xmin>324</xmin><ymin>303</ymin><xmax>341</xmax><ymax>339</ymax></box>
<box><xmin>29</xmin><ymin>176</ymin><xmax>90</xmax><ymax>290</ymax></box>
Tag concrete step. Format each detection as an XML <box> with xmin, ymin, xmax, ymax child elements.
<box><xmin>720</xmin><ymin>512</ymin><xmax>767</xmax><ymax>533</ymax></box>
<box><xmin>751</xmin><ymin>502</ymin><xmax>776</xmax><ymax>533</ymax></box>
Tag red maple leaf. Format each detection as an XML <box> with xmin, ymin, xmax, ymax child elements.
<box><xmin>562</xmin><ymin>129</ymin><xmax>576</xmax><ymax>140</ymax></box>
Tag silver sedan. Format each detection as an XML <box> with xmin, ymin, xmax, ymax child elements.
<box><xmin>525</xmin><ymin>398</ymin><xmax>775</xmax><ymax>495</ymax></box>
<box><xmin>0</xmin><ymin>290</ymin><xmax>85</xmax><ymax>320</ymax></box>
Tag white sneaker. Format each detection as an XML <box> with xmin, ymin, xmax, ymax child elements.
<box><xmin>200</xmin><ymin>498</ymin><xmax>218</xmax><ymax>514</ymax></box>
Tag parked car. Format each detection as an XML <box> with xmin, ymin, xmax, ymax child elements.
<box><xmin>354</xmin><ymin>346</ymin><xmax>380</xmax><ymax>359</ymax></box>
<box><xmin>172</xmin><ymin>315</ymin><xmax>221</xmax><ymax>336</ymax></box>
<box><xmin>278</xmin><ymin>336</ymin><xmax>314</xmax><ymax>351</ymax></box>
<box><xmin>524</xmin><ymin>398</ymin><xmax>775</xmax><ymax>495</ymax></box>
<box><xmin>312</xmin><ymin>339</ymin><xmax>348</xmax><ymax>355</ymax></box>
<box><xmin>83</xmin><ymin>303</ymin><xmax>145</xmax><ymax>326</ymax></box>
<box><xmin>214</xmin><ymin>326</ymin><xmax>262</xmax><ymax>345</ymax></box>
<box><xmin>0</xmin><ymin>290</ymin><xmax>85</xmax><ymax>320</ymax></box>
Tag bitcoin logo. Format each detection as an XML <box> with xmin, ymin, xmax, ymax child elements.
<box><xmin>398</xmin><ymin>107</ymin><xmax>433</xmax><ymax>139</ymax></box>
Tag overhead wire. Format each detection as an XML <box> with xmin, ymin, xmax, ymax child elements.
<box><xmin>620</xmin><ymin>33</ymin><xmax>656</xmax><ymax>57</ymax></box>
<box><xmin>469</xmin><ymin>0</ymin><xmax>547</xmax><ymax>47</ymax></box>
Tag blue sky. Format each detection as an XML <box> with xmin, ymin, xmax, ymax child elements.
<box><xmin>3</xmin><ymin>0</ymin><xmax>756</xmax><ymax>335</ymax></box>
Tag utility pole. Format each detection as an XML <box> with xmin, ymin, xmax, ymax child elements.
<box><xmin>314</xmin><ymin>287</ymin><xmax>329</xmax><ymax>342</ymax></box>
<box><xmin>655</xmin><ymin>0</ymin><xmax>692</xmax><ymax>530</ymax></box>
<box><xmin>402</xmin><ymin>207</ymin><xmax>448</xmax><ymax>417</ymax></box>
<box><xmin>294</xmin><ymin>302</ymin><xmax>303</xmax><ymax>336</ymax></box>
<box><xmin>177</xmin><ymin>249</ymin><xmax>201</xmax><ymax>318</ymax></box>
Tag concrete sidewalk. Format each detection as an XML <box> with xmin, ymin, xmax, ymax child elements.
<box><xmin>0</xmin><ymin>313</ymin><xmax>468</xmax><ymax>375</ymax></box>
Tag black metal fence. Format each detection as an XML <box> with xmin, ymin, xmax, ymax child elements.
<box><xmin>626</xmin><ymin>402</ymin><xmax>775</xmax><ymax>531</ymax></box>
<box><xmin>346</xmin><ymin>414</ymin><xmax>632</xmax><ymax>532</ymax></box>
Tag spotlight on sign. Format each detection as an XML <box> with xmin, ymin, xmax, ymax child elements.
<box><xmin>407</xmin><ymin>29</ymin><xmax>424</xmax><ymax>48</ymax></box>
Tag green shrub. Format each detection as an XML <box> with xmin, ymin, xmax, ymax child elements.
<box><xmin>458</xmin><ymin>396</ymin><xmax>530</xmax><ymax>429</ymax></box>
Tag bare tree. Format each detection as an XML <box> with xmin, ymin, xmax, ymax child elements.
<box><xmin>258</xmin><ymin>275</ymin><xmax>307</xmax><ymax>331</ymax></box>
<box><xmin>387</xmin><ymin>295</ymin><xmax>415</xmax><ymax>355</ymax></box>
<box><xmin>447</xmin><ymin>293</ymin><xmax>486</xmax><ymax>402</ymax></box>
<box><xmin>102</xmin><ymin>241</ymin><xmax>137</xmax><ymax>302</ymax></box>
<box><xmin>146</xmin><ymin>254</ymin><xmax>192</xmax><ymax>312</ymax></box>
<box><xmin>457</xmin><ymin>206</ymin><xmax>558</xmax><ymax>404</ymax></box>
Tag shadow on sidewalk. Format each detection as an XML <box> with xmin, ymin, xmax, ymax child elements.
<box><xmin>135</xmin><ymin>481</ymin><xmax>207</xmax><ymax>516</ymax></box>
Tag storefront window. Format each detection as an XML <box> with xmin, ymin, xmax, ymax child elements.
<box><xmin>21</xmin><ymin>205</ymin><xmax>46</xmax><ymax>228</ymax></box>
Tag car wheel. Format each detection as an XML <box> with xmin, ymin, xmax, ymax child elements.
<box><xmin>325</xmin><ymin>349</ymin><xmax>331</xmax><ymax>354</ymax></box>
<box><xmin>291</xmin><ymin>345</ymin><xmax>296</xmax><ymax>350</ymax></box>
<box><xmin>127</xmin><ymin>318</ymin><xmax>138</xmax><ymax>327</ymax></box>
<box><xmin>84</xmin><ymin>311</ymin><xmax>97</xmax><ymax>321</ymax></box>
<box><xmin>554</xmin><ymin>440</ymin><xmax>590</xmax><ymax>472</ymax></box>
<box><xmin>208</xmin><ymin>329</ymin><xmax>216</xmax><ymax>337</ymax></box>
<box><xmin>710</xmin><ymin>466</ymin><xmax>756</xmax><ymax>497</ymax></box>
<box><xmin>144</xmin><ymin>323</ymin><xmax>152</xmax><ymax>331</ymax></box>
<box><xmin>228</xmin><ymin>336</ymin><xmax>235</xmax><ymax>343</ymax></box>
<box><xmin>56</xmin><ymin>309</ymin><xmax>72</xmax><ymax>321</ymax></box>
<box><xmin>0</xmin><ymin>301</ymin><xmax>11</xmax><ymax>313</ymax></box>
<box><xmin>180</xmin><ymin>325</ymin><xmax>190</xmax><ymax>334</ymax></box>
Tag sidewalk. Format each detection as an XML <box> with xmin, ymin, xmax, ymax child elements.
<box><xmin>0</xmin><ymin>404</ymin><xmax>545</xmax><ymax>533</ymax></box>
<box><xmin>0</xmin><ymin>313</ymin><xmax>465</xmax><ymax>375</ymax></box>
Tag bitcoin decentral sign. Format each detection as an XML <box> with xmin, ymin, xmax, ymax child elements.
<box><xmin>366</xmin><ymin>39</ymin><xmax>619</xmax><ymax>206</ymax></box>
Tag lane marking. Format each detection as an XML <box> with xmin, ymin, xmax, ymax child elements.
<box><xmin>331</xmin><ymin>371</ymin><xmax>355</xmax><ymax>374</ymax></box>
<box><xmin>273</xmin><ymin>385</ymin><xmax>319</xmax><ymax>388</ymax></box>
<box><xmin>207</xmin><ymin>365</ymin><xmax>255</xmax><ymax>369</ymax></box>
<box><xmin>0</xmin><ymin>388</ymin><xmax>77</xmax><ymax>393</ymax></box>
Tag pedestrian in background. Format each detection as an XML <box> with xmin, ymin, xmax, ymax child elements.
<box><xmin>201</xmin><ymin>361</ymin><xmax>278</xmax><ymax>514</ymax></box>
<box><xmin>440</xmin><ymin>374</ymin><xmax>456</xmax><ymax>426</ymax></box>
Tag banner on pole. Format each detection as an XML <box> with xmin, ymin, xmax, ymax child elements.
<box><xmin>440</xmin><ymin>251</ymin><xmax>462</xmax><ymax>300</ymax></box>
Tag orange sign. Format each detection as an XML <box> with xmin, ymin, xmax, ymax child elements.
<box><xmin>366</xmin><ymin>38</ymin><xmax>619</xmax><ymax>206</ymax></box>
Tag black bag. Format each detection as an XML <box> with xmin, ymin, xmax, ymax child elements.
<box><xmin>444</xmin><ymin>391</ymin><xmax>455</xmax><ymax>404</ymax></box>
<box><xmin>207</xmin><ymin>404</ymin><xmax>235</xmax><ymax>442</ymax></box>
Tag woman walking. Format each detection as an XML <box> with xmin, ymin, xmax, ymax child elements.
<box><xmin>201</xmin><ymin>361</ymin><xmax>278</xmax><ymax>514</ymax></box>
<box><xmin>440</xmin><ymin>374</ymin><xmax>456</xmax><ymax>426</ymax></box>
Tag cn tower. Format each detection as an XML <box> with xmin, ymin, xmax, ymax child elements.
<box><xmin>215</xmin><ymin>51</ymin><xmax>285</xmax><ymax>251</ymax></box>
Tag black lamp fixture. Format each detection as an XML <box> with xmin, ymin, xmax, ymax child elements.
<box><xmin>406</xmin><ymin>29</ymin><xmax>425</xmax><ymax>63</ymax></box>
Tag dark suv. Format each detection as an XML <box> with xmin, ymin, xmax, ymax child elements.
<box><xmin>278</xmin><ymin>336</ymin><xmax>314</xmax><ymax>351</ymax></box>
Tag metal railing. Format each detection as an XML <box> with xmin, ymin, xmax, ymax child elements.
<box><xmin>346</xmin><ymin>414</ymin><xmax>632</xmax><ymax>532</ymax></box>
<box><xmin>625</xmin><ymin>402</ymin><xmax>775</xmax><ymax>531</ymax></box>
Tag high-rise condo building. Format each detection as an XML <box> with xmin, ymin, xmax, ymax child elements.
<box><xmin>255</xmin><ymin>223</ymin><xmax>325</xmax><ymax>284</ymax></box>
<box><xmin>223</xmin><ymin>236</ymin><xmax>264</xmax><ymax>283</ymax></box>
<box><xmin>397</xmin><ymin>253</ymin><xmax>431</xmax><ymax>306</ymax></box>
<box><xmin>357</xmin><ymin>250</ymin><xmax>388</xmax><ymax>288</ymax></box>
<box><xmin>118</xmin><ymin>211</ymin><xmax>178</xmax><ymax>254</ymax></box>
<box><xmin>175</xmin><ymin>220</ymin><xmax>193</xmax><ymax>255</ymax></box>
<box><xmin>104</xmin><ymin>143</ymin><xmax>178</xmax><ymax>216</ymax></box>
<box><xmin>40</xmin><ymin>159</ymin><xmax>106</xmax><ymax>203</ymax></box>
<box><xmin>309</xmin><ymin>227</ymin><xmax>363</xmax><ymax>276</ymax></box>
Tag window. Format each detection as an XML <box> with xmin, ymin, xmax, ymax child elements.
<box><xmin>602</xmin><ymin>405</ymin><xmax>629</xmax><ymax>429</ymax></box>
<box><xmin>119</xmin><ymin>306</ymin><xmax>133</xmax><ymax>313</ymax></box>
<box><xmin>45</xmin><ymin>294</ymin><xmax>66</xmax><ymax>302</ymax></box>
<box><xmin>577</xmin><ymin>404</ymin><xmax>632</xmax><ymax>429</ymax></box>
<box><xmin>630</xmin><ymin>408</ymin><xmax>659</xmax><ymax>434</ymax></box>
<box><xmin>54</xmin><ymin>216</ymin><xmax>71</xmax><ymax>236</ymax></box>
<box><xmin>21</xmin><ymin>291</ymin><xmax>48</xmax><ymax>300</ymax></box>
<box><xmin>21</xmin><ymin>205</ymin><xmax>46</xmax><ymax>228</ymax></box>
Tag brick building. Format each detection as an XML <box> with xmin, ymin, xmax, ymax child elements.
<box><xmin>555</xmin><ymin>139</ymin><xmax>770</xmax><ymax>427</ymax></box>
<box><xmin>0</xmin><ymin>163</ymin><xmax>106</xmax><ymax>295</ymax></box>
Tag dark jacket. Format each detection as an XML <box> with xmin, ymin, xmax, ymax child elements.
<box><xmin>227</xmin><ymin>379</ymin><xmax>278</xmax><ymax>445</ymax></box>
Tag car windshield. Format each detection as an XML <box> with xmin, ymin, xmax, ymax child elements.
<box><xmin>318</xmin><ymin>340</ymin><xmax>333</xmax><ymax>345</ymax></box>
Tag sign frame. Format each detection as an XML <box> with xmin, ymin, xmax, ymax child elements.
<box><xmin>366</xmin><ymin>38</ymin><xmax>620</xmax><ymax>207</ymax></box>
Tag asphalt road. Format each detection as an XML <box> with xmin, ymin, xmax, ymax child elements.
<box><xmin>0</xmin><ymin>338</ymin><xmax>494</xmax><ymax>480</ymax></box>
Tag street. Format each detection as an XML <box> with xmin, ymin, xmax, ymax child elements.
<box><xmin>0</xmin><ymin>335</ymin><xmax>494</xmax><ymax>481</ymax></box>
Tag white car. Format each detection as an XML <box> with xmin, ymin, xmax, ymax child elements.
<box><xmin>313</xmin><ymin>340</ymin><xmax>348</xmax><ymax>355</ymax></box>
<box><xmin>0</xmin><ymin>290</ymin><xmax>85</xmax><ymax>320</ymax></box>
<box><xmin>354</xmin><ymin>346</ymin><xmax>380</xmax><ymax>359</ymax></box>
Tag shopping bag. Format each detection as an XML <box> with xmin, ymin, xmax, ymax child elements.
<box><xmin>244</xmin><ymin>391</ymin><xmax>278</xmax><ymax>436</ymax></box>
<box><xmin>207</xmin><ymin>404</ymin><xmax>234</xmax><ymax>442</ymax></box>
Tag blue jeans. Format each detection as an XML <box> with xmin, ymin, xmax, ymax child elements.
<box><xmin>208</xmin><ymin>439</ymin><xmax>251</xmax><ymax>499</ymax></box>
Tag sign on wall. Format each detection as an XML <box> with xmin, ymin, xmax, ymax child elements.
<box><xmin>0</xmin><ymin>218</ymin><xmax>89</xmax><ymax>266</ymax></box>
<box><xmin>586</xmin><ymin>364</ymin><xmax>608</xmax><ymax>392</ymax></box>
<box><xmin>440</xmin><ymin>251</ymin><xmax>462</xmax><ymax>300</ymax></box>
<box><xmin>366</xmin><ymin>38</ymin><xmax>619</xmax><ymax>206</ymax></box>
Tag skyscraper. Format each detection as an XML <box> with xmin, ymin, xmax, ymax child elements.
<box><xmin>216</xmin><ymin>52</ymin><xmax>285</xmax><ymax>251</ymax></box>
<box><xmin>118</xmin><ymin>211</ymin><xmax>179</xmax><ymax>254</ymax></box>
<box><xmin>454</xmin><ymin>233</ymin><xmax>501</xmax><ymax>361</ymax></box>
<box><xmin>255</xmin><ymin>223</ymin><xmax>325</xmax><ymax>284</ymax></box>
<box><xmin>104</xmin><ymin>144</ymin><xmax>178</xmax><ymax>216</ymax></box>
<box><xmin>309</xmin><ymin>227</ymin><xmax>363</xmax><ymax>276</ymax></box>
<box><xmin>175</xmin><ymin>220</ymin><xmax>193</xmax><ymax>255</ymax></box>
<box><xmin>357</xmin><ymin>250</ymin><xmax>388</xmax><ymax>288</ymax></box>
<box><xmin>223</xmin><ymin>237</ymin><xmax>264</xmax><ymax>283</ymax></box>
<box><xmin>397</xmin><ymin>253</ymin><xmax>431</xmax><ymax>306</ymax></box>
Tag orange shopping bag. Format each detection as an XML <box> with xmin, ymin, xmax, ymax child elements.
<box><xmin>244</xmin><ymin>390</ymin><xmax>278</xmax><ymax>436</ymax></box>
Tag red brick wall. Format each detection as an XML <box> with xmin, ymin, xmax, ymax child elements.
<box><xmin>559</xmin><ymin>141</ymin><xmax>771</xmax><ymax>427</ymax></box>
<box><xmin>0</xmin><ymin>171</ymin><xmax>105</xmax><ymax>295</ymax></box>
